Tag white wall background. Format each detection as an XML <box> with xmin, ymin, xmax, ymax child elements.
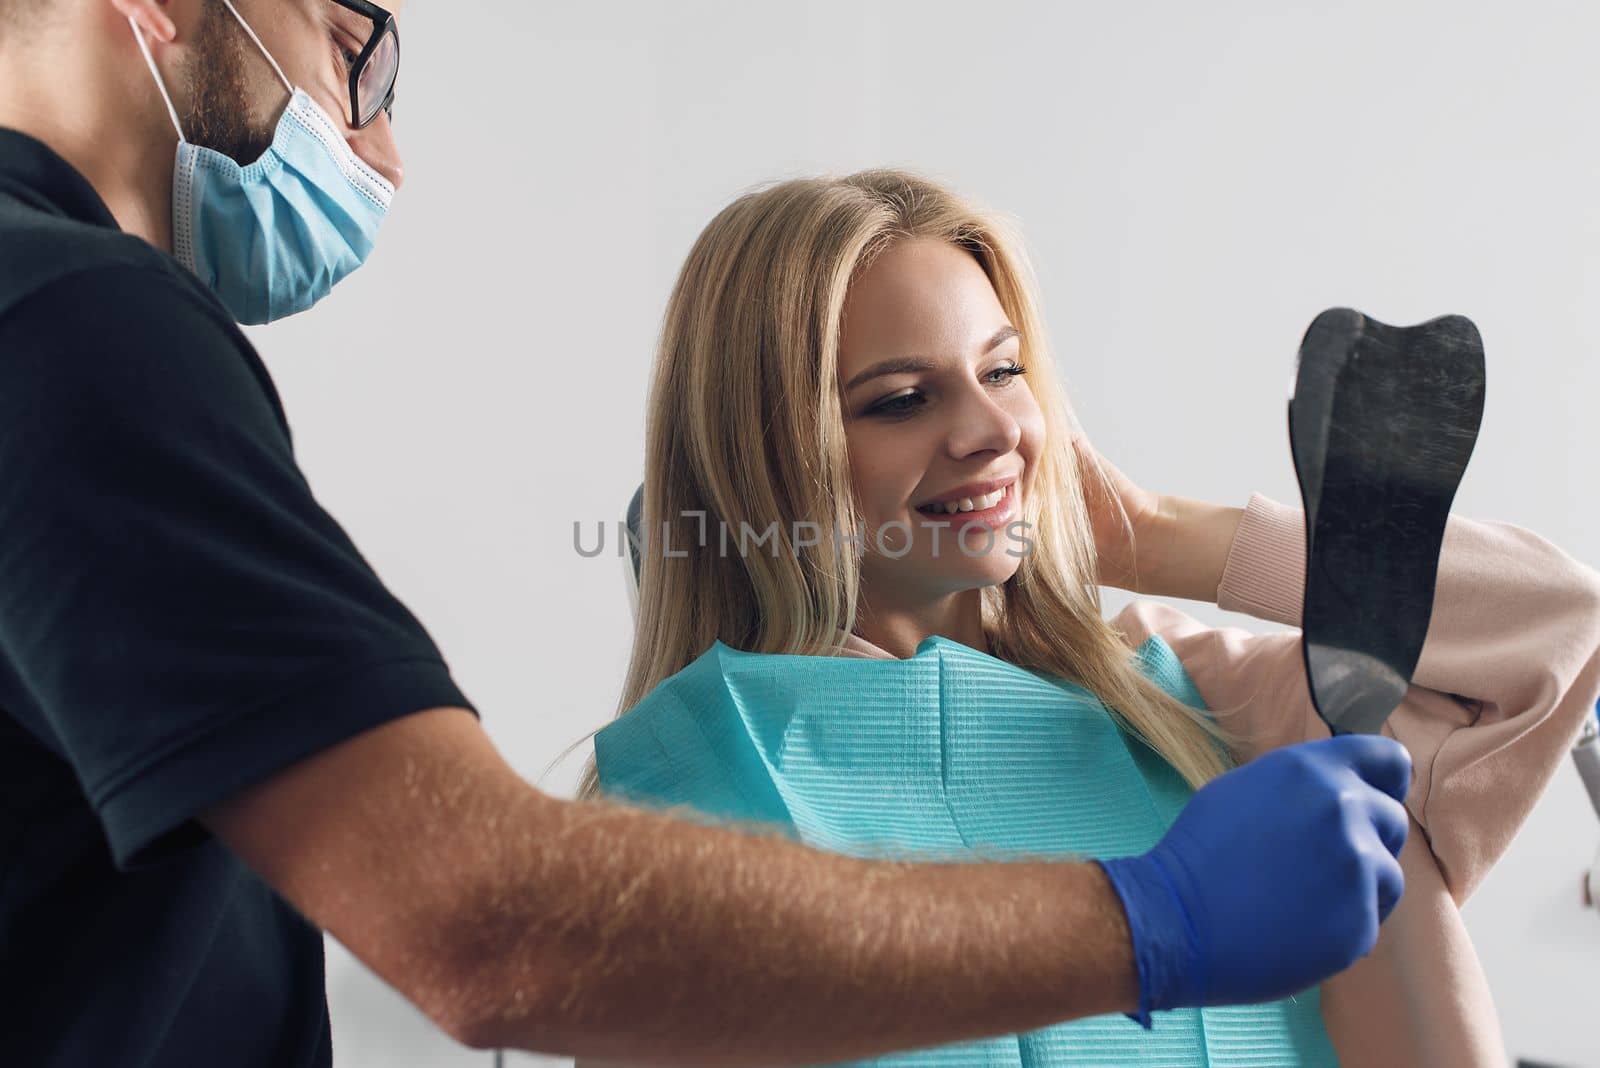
<box><xmin>244</xmin><ymin>1</ymin><xmax>1600</xmax><ymax>1064</ymax></box>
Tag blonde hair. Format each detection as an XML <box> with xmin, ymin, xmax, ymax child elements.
<box><xmin>574</xmin><ymin>168</ymin><xmax>1236</xmax><ymax>800</ymax></box>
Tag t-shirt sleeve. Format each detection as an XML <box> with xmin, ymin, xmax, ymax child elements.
<box><xmin>0</xmin><ymin>265</ymin><xmax>476</xmax><ymax>870</ymax></box>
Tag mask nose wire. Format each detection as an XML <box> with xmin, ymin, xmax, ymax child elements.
<box><xmin>218</xmin><ymin>0</ymin><xmax>295</xmax><ymax>97</ymax></box>
<box><xmin>128</xmin><ymin>16</ymin><xmax>187</xmax><ymax>142</ymax></box>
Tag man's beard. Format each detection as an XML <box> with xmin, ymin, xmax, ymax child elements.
<box><xmin>182</xmin><ymin>1</ymin><xmax>278</xmax><ymax>165</ymax></box>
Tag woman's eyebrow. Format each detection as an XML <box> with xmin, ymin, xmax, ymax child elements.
<box><xmin>842</xmin><ymin>325</ymin><xmax>1021</xmax><ymax>392</ymax></box>
<box><xmin>843</xmin><ymin>356</ymin><xmax>937</xmax><ymax>392</ymax></box>
<box><xmin>984</xmin><ymin>325</ymin><xmax>1022</xmax><ymax>352</ymax></box>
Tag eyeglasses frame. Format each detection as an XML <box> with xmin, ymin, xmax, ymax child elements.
<box><xmin>327</xmin><ymin>0</ymin><xmax>399</xmax><ymax>129</ymax></box>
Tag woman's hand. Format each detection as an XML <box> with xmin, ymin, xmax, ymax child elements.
<box><xmin>1072</xmin><ymin>436</ymin><xmax>1244</xmax><ymax>602</ymax></box>
<box><xmin>1072</xmin><ymin>435</ymin><xmax>1170</xmax><ymax>592</ymax></box>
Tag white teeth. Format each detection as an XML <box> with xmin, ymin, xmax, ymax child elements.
<box><xmin>927</xmin><ymin>486</ymin><xmax>1006</xmax><ymax>514</ymax></box>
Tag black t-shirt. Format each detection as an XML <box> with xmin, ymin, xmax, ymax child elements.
<box><xmin>0</xmin><ymin>128</ymin><xmax>477</xmax><ymax>1066</ymax></box>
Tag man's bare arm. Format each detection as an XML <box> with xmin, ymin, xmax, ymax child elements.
<box><xmin>199</xmin><ymin>706</ymin><xmax>1138</xmax><ymax>1065</ymax></box>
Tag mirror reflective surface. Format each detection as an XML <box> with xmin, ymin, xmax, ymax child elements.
<box><xmin>1290</xmin><ymin>308</ymin><xmax>1486</xmax><ymax>735</ymax></box>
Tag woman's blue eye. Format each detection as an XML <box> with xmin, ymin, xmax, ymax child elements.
<box><xmin>867</xmin><ymin>364</ymin><xmax>1026</xmax><ymax>418</ymax></box>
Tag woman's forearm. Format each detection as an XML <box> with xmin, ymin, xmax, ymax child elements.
<box><xmin>462</xmin><ymin>793</ymin><xmax>1141</xmax><ymax>1065</ymax></box>
<box><xmin>1134</xmin><ymin>495</ymin><xmax>1245</xmax><ymax>603</ymax></box>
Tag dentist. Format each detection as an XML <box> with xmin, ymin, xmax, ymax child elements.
<box><xmin>0</xmin><ymin>3</ymin><xmax>1413</xmax><ymax>1065</ymax></box>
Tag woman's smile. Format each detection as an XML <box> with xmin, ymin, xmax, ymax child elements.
<box><xmin>912</xmin><ymin>478</ymin><xmax>1019</xmax><ymax>532</ymax></box>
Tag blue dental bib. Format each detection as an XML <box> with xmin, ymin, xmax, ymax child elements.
<box><xmin>594</xmin><ymin>634</ymin><xmax>1338</xmax><ymax>1067</ymax></box>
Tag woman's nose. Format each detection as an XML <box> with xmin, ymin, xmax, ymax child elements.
<box><xmin>944</xmin><ymin>386</ymin><xmax>1022</xmax><ymax>459</ymax></box>
<box><xmin>347</xmin><ymin>110</ymin><xmax>405</xmax><ymax>191</ymax></box>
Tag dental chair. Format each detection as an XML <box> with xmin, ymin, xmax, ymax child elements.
<box><xmin>621</xmin><ymin>483</ymin><xmax>644</xmax><ymax>624</ymax></box>
<box><xmin>1575</xmin><ymin>707</ymin><xmax>1600</xmax><ymax>899</ymax></box>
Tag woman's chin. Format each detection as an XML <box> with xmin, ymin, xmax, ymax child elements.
<box><xmin>857</xmin><ymin>512</ymin><xmax>1027</xmax><ymax>592</ymax></box>
<box><xmin>917</xmin><ymin>552</ymin><xmax>1024</xmax><ymax>593</ymax></box>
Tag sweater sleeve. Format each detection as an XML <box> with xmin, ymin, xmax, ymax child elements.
<box><xmin>1112</xmin><ymin>492</ymin><xmax>1600</xmax><ymax>904</ymax></box>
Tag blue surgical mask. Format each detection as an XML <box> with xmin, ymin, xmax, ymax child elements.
<box><xmin>129</xmin><ymin>2</ymin><xmax>395</xmax><ymax>325</ymax></box>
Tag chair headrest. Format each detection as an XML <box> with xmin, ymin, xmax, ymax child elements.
<box><xmin>625</xmin><ymin>482</ymin><xmax>644</xmax><ymax>586</ymax></box>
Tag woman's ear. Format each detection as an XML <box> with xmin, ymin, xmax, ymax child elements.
<box><xmin>106</xmin><ymin>0</ymin><xmax>177</xmax><ymax>43</ymax></box>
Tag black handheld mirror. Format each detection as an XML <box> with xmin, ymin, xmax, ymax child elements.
<box><xmin>1289</xmin><ymin>308</ymin><xmax>1486</xmax><ymax>736</ymax></box>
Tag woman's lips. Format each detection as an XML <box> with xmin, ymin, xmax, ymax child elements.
<box><xmin>913</xmin><ymin>482</ymin><xmax>1018</xmax><ymax>531</ymax></box>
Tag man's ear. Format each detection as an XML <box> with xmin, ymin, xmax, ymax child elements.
<box><xmin>106</xmin><ymin>0</ymin><xmax>177</xmax><ymax>43</ymax></box>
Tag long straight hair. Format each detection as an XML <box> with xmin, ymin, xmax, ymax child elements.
<box><xmin>576</xmin><ymin>169</ymin><xmax>1235</xmax><ymax>800</ymax></box>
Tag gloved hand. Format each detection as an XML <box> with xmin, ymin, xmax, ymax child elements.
<box><xmin>1095</xmin><ymin>734</ymin><xmax>1411</xmax><ymax>1027</ymax></box>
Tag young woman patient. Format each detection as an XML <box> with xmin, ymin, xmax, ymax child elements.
<box><xmin>577</xmin><ymin>169</ymin><xmax>1600</xmax><ymax>1066</ymax></box>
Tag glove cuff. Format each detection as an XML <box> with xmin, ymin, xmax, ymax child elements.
<box><xmin>1093</xmin><ymin>853</ymin><xmax>1199</xmax><ymax>1028</ymax></box>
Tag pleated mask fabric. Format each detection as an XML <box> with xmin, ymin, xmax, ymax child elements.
<box><xmin>594</xmin><ymin>634</ymin><xmax>1339</xmax><ymax>1067</ymax></box>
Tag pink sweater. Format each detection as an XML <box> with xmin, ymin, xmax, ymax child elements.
<box><xmin>839</xmin><ymin>493</ymin><xmax>1600</xmax><ymax>1066</ymax></box>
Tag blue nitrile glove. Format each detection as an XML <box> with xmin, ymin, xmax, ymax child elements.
<box><xmin>1095</xmin><ymin>734</ymin><xmax>1411</xmax><ymax>1028</ymax></box>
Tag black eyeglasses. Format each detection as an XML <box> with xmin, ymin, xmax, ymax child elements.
<box><xmin>329</xmin><ymin>0</ymin><xmax>399</xmax><ymax>129</ymax></box>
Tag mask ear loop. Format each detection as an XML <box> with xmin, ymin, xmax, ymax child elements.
<box><xmin>128</xmin><ymin>16</ymin><xmax>186</xmax><ymax>142</ymax></box>
<box><xmin>219</xmin><ymin>0</ymin><xmax>295</xmax><ymax>97</ymax></box>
